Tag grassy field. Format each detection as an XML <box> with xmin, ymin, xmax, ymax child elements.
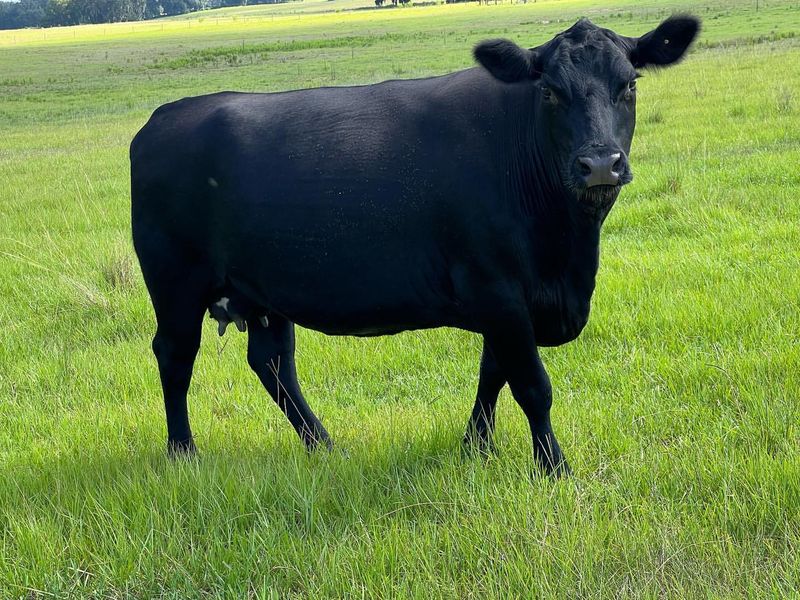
<box><xmin>1</xmin><ymin>0</ymin><xmax>799</xmax><ymax>596</ymax></box>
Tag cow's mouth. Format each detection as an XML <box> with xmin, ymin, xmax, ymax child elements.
<box><xmin>577</xmin><ymin>183</ymin><xmax>622</xmax><ymax>207</ymax></box>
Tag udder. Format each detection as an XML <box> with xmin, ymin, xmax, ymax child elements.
<box><xmin>207</xmin><ymin>293</ymin><xmax>269</xmax><ymax>336</ymax></box>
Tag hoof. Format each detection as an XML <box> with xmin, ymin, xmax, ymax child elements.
<box><xmin>533</xmin><ymin>454</ymin><xmax>571</xmax><ymax>478</ymax></box>
<box><xmin>167</xmin><ymin>438</ymin><xmax>197</xmax><ymax>459</ymax></box>
<box><xmin>533</xmin><ymin>432</ymin><xmax>570</xmax><ymax>478</ymax></box>
<box><xmin>302</xmin><ymin>433</ymin><xmax>334</xmax><ymax>453</ymax></box>
<box><xmin>545</xmin><ymin>458</ymin><xmax>572</xmax><ymax>478</ymax></box>
<box><xmin>309</xmin><ymin>437</ymin><xmax>334</xmax><ymax>453</ymax></box>
<box><xmin>300</xmin><ymin>424</ymin><xmax>333</xmax><ymax>453</ymax></box>
<box><xmin>461</xmin><ymin>433</ymin><xmax>498</xmax><ymax>458</ymax></box>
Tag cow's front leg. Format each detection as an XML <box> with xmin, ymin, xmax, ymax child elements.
<box><xmin>485</xmin><ymin>321</ymin><xmax>570</xmax><ymax>477</ymax></box>
<box><xmin>463</xmin><ymin>338</ymin><xmax>505</xmax><ymax>455</ymax></box>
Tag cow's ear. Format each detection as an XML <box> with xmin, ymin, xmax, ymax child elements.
<box><xmin>474</xmin><ymin>39</ymin><xmax>539</xmax><ymax>83</ymax></box>
<box><xmin>630</xmin><ymin>15</ymin><xmax>700</xmax><ymax>68</ymax></box>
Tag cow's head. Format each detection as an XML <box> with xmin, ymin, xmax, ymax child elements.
<box><xmin>475</xmin><ymin>16</ymin><xmax>699</xmax><ymax>209</ymax></box>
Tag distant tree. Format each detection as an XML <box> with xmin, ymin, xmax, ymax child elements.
<box><xmin>44</xmin><ymin>0</ymin><xmax>71</xmax><ymax>26</ymax></box>
<box><xmin>21</xmin><ymin>0</ymin><xmax>49</xmax><ymax>24</ymax></box>
<box><xmin>158</xmin><ymin>0</ymin><xmax>202</xmax><ymax>15</ymax></box>
<box><xmin>145</xmin><ymin>0</ymin><xmax>165</xmax><ymax>17</ymax></box>
<box><xmin>0</xmin><ymin>4</ymin><xmax>18</xmax><ymax>29</ymax></box>
<box><xmin>0</xmin><ymin>0</ymin><xmax>294</xmax><ymax>29</ymax></box>
<box><xmin>0</xmin><ymin>0</ymin><xmax>50</xmax><ymax>28</ymax></box>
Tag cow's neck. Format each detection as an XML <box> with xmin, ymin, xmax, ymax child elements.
<box><xmin>506</xmin><ymin>122</ymin><xmax>604</xmax><ymax>301</ymax></box>
<box><xmin>531</xmin><ymin>207</ymin><xmax>601</xmax><ymax>300</ymax></box>
<box><xmin>525</xmin><ymin>179</ymin><xmax>604</xmax><ymax>344</ymax></box>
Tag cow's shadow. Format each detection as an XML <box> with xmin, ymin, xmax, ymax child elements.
<box><xmin>6</xmin><ymin>430</ymin><xmax>527</xmax><ymax>542</ymax></box>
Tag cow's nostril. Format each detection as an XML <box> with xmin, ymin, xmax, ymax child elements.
<box><xmin>577</xmin><ymin>157</ymin><xmax>593</xmax><ymax>177</ymax></box>
<box><xmin>611</xmin><ymin>154</ymin><xmax>623</xmax><ymax>173</ymax></box>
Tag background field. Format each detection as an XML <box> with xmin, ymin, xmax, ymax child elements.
<box><xmin>1</xmin><ymin>0</ymin><xmax>799</xmax><ymax>597</ymax></box>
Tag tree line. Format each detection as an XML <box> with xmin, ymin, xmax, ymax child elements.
<box><xmin>0</xmin><ymin>0</ymin><xmax>291</xmax><ymax>29</ymax></box>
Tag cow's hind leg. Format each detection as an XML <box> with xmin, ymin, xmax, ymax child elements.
<box><xmin>463</xmin><ymin>338</ymin><xmax>505</xmax><ymax>455</ymax></box>
<box><xmin>246</xmin><ymin>315</ymin><xmax>332</xmax><ymax>450</ymax></box>
<box><xmin>141</xmin><ymin>260</ymin><xmax>209</xmax><ymax>457</ymax></box>
<box><xmin>152</xmin><ymin>297</ymin><xmax>206</xmax><ymax>456</ymax></box>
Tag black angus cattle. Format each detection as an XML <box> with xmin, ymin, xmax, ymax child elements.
<box><xmin>131</xmin><ymin>16</ymin><xmax>700</xmax><ymax>475</ymax></box>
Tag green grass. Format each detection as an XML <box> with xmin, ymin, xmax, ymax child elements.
<box><xmin>1</xmin><ymin>0</ymin><xmax>799</xmax><ymax>597</ymax></box>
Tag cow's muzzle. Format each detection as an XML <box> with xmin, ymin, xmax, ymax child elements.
<box><xmin>574</xmin><ymin>150</ymin><xmax>632</xmax><ymax>189</ymax></box>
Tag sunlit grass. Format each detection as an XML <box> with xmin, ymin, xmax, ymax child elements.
<box><xmin>0</xmin><ymin>0</ymin><xmax>798</xmax><ymax>596</ymax></box>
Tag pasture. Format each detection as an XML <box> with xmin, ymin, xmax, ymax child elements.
<box><xmin>1</xmin><ymin>0</ymin><xmax>799</xmax><ymax>596</ymax></box>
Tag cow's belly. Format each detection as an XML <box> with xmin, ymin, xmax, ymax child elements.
<box><xmin>220</xmin><ymin>232</ymin><xmax>461</xmax><ymax>336</ymax></box>
<box><xmin>251</xmin><ymin>273</ymin><xmax>454</xmax><ymax>336</ymax></box>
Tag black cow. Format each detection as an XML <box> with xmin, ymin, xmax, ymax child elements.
<box><xmin>131</xmin><ymin>16</ymin><xmax>699</xmax><ymax>475</ymax></box>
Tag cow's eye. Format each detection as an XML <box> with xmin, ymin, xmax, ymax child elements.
<box><xmin>623</xmin><ymin>80</ymin><xmax>637</xmax><ymax>101</ymax></box>
<box><xmin>541</xmin><ymin>86</ymin><xmax>555</xmax><ymax>103</ymax></box>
